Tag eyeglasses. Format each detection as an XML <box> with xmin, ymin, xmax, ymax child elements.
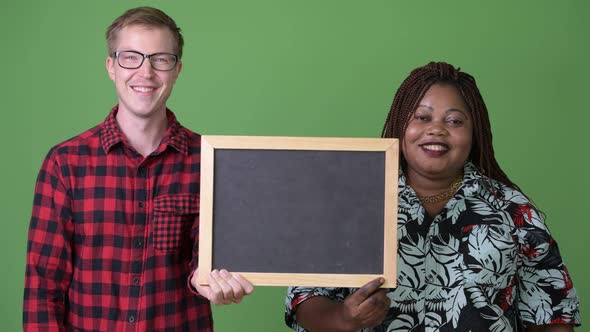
<box><xmin>111</xmin><ymin>50</ymin><xmax>179</xmax><ymax>71</ymax></box>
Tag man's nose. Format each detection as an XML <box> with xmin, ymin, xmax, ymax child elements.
<box><xmin>137</xmin><ymin>57</ymin><xmax>155</xmax><ymax>77</ymax></box>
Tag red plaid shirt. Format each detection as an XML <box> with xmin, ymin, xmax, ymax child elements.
<box><xmin>24</xmin><ymin>106</ymin><xmax>212</xmax><ymax>331</ymax></box>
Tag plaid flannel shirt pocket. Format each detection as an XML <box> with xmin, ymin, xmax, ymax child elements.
<box><xmin>153</xmin><ymin>194</ymin><xmax>199</xmax><ymax>251</ymax></box>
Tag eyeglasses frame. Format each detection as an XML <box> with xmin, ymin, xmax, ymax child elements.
<box><xmin>111</xmin><ymin>50</ymin><xmax>179</xmax><ymax>71</ymax></box>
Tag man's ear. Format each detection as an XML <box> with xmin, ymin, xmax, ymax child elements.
<box><xmin>176</xmin><ymin>61</ymin><xmax>183</xmax><ymax>75</ymax></box>
<box><xmin>106</xmin><ymin>56</ymin><xmax>115</xmax><ymax>81</ymax></box>
<box><xmin>175</xmin><ymin>60</ymin><xmax>183</xmax><ymax>80</ymax></box>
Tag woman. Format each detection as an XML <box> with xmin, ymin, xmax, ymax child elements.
<box><xmin>284</xmin><ymin>62</ymin><xmax>581</xmax><ymax>331</ymax></box>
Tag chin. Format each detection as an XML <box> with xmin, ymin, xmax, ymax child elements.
<box><xmin>129</xmin><ymin>103</ymin><xmax>163</xmax><ymax>116</ymax></box>
<box><xmin>415</xmin><ymin>165</ymin><xmax>459</xmax><ymax>179</ymax></box>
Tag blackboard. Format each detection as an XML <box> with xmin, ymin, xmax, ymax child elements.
<box><xmin>198</xmin><ymin>136</ymin><xmax>398</xmax><ymax>287</ymax></box>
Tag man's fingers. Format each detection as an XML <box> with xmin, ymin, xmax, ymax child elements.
<box><xmin>233</xmin><ymin>273</ymin><xmax>254</xmax><ymax>295</ymax></box>
<box><xmin>207</xmin><ymin>270</ymin><xmax>235</xmax><ymax>305</ymax></box>
<box><xmin>219</xmin><ymin>271</ymin><xmax>255</xmax><ymax>303</ymax></box>
<box><xmin>196</xmin><ymin>269</ymin><xmax>254</xmax><ymax>305</ymax></box>
<box><xmin>211</xmin><ymin>270</ymin><xmax>234</xmax><ymax>304</ymax></box>
<box><xmin>220</xmin><ymin>270</ymin><xmax>245</xmax><ymax>302</ymax></box>
<box><xmin>206</xmin><ymin>271</ymin><xmax>224</xmax><ymax>304</ymax></box>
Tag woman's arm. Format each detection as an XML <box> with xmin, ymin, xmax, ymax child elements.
<box><xmin>295</xmin><ymin>278</ymin><xmax>390</xmax><ymax>332</ymax></box>
<box><xmin>526</xmin><ymin>325</ymin><xmax>574</xmax><ymax>332</ymax></box>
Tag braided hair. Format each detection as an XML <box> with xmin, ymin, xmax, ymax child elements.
<box><xmin>381</xmin><ymin>61</ymin><xmax>521</xmax><ymax>192</ymax></box>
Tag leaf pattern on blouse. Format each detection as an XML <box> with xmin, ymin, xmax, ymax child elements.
<box><xmin>285</xmin><ymin>162</ymin><xmax>581</xmax><ymax>331</ymax></box>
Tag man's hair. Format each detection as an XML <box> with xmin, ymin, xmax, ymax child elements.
<box><xmin>381</xmin><ymin>61</ymin><xmax>520</xmax><ymax>191</ymax></box>
<box><xmin>106</xmin><ymin>6</ymin><xmax>184</xmax><ymax>58</ymax></box>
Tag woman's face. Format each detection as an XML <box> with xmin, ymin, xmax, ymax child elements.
<box><xmin>402</xmin><ymin>83</ymin><xmax>473</xmax><ymax>182</ymax></box>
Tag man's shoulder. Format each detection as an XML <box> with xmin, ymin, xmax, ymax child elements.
<box><xmin>47</xmin><ymin>124</ymin><xmax>103</xmax><ymax>158</ymax></box>
<box><xmin>174</xmin><ymin>122</ymin><xmax>202</xmax><ymax>149</ymax></box>
<box><xmin>178</xmin><ymin>125</ymin><xmax>201</xmax><ymax>139</ymax></box>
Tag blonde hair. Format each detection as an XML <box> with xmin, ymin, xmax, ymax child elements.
<box><xmin>106</xmin><ymin>6</ymin><xmax>184</xmax><ymax>58</ymax></box>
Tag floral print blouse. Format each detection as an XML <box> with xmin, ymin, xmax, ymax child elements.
<box><xmin>285</xmin><ymin>162</ymin><xmax>581</xmax><ymax>331</ymax></box>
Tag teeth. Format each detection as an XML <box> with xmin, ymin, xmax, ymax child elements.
<box><xmin>132</xmin><ymin>86</ymin><xmax>155</xmax><ymax>92</ymax></box>
<box><xmin>422</xmin><ymin>144</ymin><xmax>447</xmax><ymax>151</ymax></box>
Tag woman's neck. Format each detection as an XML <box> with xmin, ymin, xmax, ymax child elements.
<box><xmin>406</xmin><ymin>170</ymin><xmax>460</xmax><ymax>198</ymax></box>
<box><xmin>405</xmin><ymin>168</ymin><xmax>463</xmax><ymax>218</ymax></box>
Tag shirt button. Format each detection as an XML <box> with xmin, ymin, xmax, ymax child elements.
<box><xmin>134</xmin><ymin>239</ymin><xmax>143</xmax><ymax>248</ymax></box>
<box><xmin>138</xmin><ymin>202</ymin><xmax>145</xmax><ymax>208</ymax></box>
<box><xmin>133</xmin><ymin>278</ymin><xmax>140</xmax><ymax>285</ymax></box>
<box><xmin>128</xmin><ymin>315</ymin><xmax>136</xmax><ymax>323</ymax></box>
<box><xmin>427</xmin><ymin>275</ymin><xmax>434</xmax><ymax>283</ymax></box>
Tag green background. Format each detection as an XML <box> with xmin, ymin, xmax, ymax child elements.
<box><xmin>1</xmin><ymin>1</ymin><xmax>587</xmax><ymax>331</ymax></box>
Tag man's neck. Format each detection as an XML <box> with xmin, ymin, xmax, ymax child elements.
<box><xmin>116</xmin><ymin>108</ymin><xmax>169</xmax><ymax>157</ymax></box>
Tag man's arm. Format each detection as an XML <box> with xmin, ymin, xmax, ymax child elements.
<box><xmin>23</xmin><ymin>151</ymin><xmax>74</xmax><ymax>331</ymax></box>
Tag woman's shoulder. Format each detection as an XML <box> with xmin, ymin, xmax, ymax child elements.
<box><xmin>464</xmin><ymin>162</ymin><xmax>533</xmax><ymax>207</ymax></box>
<box><xmin>492</xmin><ymin>180</ymin><xmax>531</xmax><ymax>205</ymax></box>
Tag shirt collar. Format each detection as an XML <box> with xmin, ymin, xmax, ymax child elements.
<box><xmin>100</xmin><ymin>105</ymin><xmax>189</xmax><ymax>156</ymax></box>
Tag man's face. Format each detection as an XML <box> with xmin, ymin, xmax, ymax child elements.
<box><xmin>106</xmin><ymin>25</ymin><xmax>182</xmax><ymax>120</ymax></box>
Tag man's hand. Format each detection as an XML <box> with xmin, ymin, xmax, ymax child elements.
<box><xmin>191</xmin><ymin>268</ymin><xmax>254</xmax><ymax>305</ymax></box>
<box><xmin>341</xmin><ymin>278</ymin><xmax>390</xmax><ymax>329</ymax></box>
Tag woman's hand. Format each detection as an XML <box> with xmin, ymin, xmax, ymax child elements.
<box><xmin>340</xmin><ymin>277</ymin><xmax>391</xmax><ymax>330</ymax></box>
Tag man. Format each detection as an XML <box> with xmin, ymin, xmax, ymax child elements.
<box><xmin>23</xmin><ymin>7</ymin><xmax>253</xmax><ymax>331</ymax></box>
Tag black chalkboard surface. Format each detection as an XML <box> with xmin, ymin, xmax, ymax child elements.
<box><xmin>198</xmin><ymin>136</ymin><xmax>398</xmax><ymax>287</ymax></box>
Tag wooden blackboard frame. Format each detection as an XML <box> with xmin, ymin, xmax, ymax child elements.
<box><xmin>198</xmin><ymin>136</ymin><xmax>399</xmax><ymax>288</ymax></box>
